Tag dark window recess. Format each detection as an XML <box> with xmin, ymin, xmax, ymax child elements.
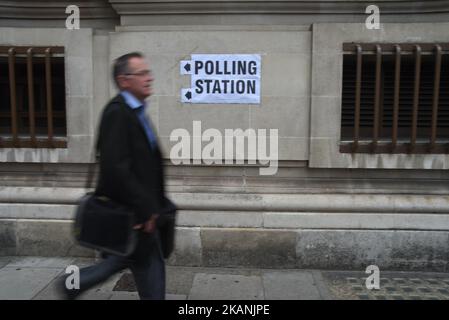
<box><xmin>341</xmin><ymin>43</ymin><xmax>449</xmax><ymax>154</ymax></box>
<box><xmin>0</xmin><ymin>46</ymin><xmax>66</xmax><ymax>148</ymax></box>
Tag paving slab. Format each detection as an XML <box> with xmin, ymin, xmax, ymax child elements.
<box><xmin>34</xmin><ymin>267</ymin><xmax>128</xmax><ymax>300</ymax></box>
<box><xmin>262</xmin><ymin>271</ymin><xmax>321</xmax><ymax>300</ymax></box>
<box><xmin>321</xmin><ymin>270</ymin><xmax>449</xmax><ymax>300</ymax></box>
<box><xmin>311</xmin><ymin>270</ymin><xmax>334</xmax><ymax>300</ymax></box>
<box><xmin>112</xmin><ymin>267</ymin><xmax>197</xmax><ymax>296</ymax></box>
<box><xmin>91</xmin><ymin>269</ymin><xmax>128</xmax><ymax>293</ymax></box>
<box><xmin>5</xmin><ymin>257</ymin><xmax>75</xmax><ymax>269</ymax></box>
<box><xmin>78</xmin><ymin>290</ymin><xmax>113</xmax><ymax>300</ymax></box>
<box><xmin>104</xmin><ymin>292</ymin><xmax>188</xmax><ymax>300</ymax></box>
<box><xmin>0</xmin><ymin>257</ymin><xmax>12</xmax><ymax>269</ymax></box>
<box><xmin>32</xmin><ymin>271</ymin><xmax>66</xmax><ymax>300</ymax></box>
<box><xmin>189</xmin><ymin>273</ymin><xmax>264</xmax><ymax>300</ymax></box>
<box><xmin>109</xmin><ymin>292</ymin><xmax>139</xmax><ymax>300</ymax></box>
<box><xmin>0</xmin><ymin>267</ymin><xmax>61</xmax><ymax>300</ymax></box>
<box><xmin>167</xmin><ymin>294</ymin><xmax>188</xmax><ymax>300</ymax></box>
<box><xmin>2</xmin><ymin>256</ymin><xmax>449</xmax><ymax>301</ymax></box>
<box><xmin>32</xmin><ymin>283</ymin><xmax>62</xmax><ymax>300</ymax></box>
<box><xmin>166</xmin><ymin>266</ymin><xmax>197</xmax><ymax>295</ymax></box>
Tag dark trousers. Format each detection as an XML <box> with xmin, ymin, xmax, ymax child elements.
<box><xmin>77</xmin><ymin>230</ymin><xmax>165</xmax><ymax>300</ymax></box>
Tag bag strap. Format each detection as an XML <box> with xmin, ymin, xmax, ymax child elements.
<box><xmin>85</xmin><ymin>138</ymin><xmax>100</xmax><ymax>190</ymax></box>
<box><xmin>85</xmin><ymin>162</ymin><xmax>96</xmax><ymax>190</ymax></box>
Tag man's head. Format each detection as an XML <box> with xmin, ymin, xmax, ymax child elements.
<box><xmin>113</xmin><ymin>52</ymin><xmax>154</xmax><ymax>101</ymax></box>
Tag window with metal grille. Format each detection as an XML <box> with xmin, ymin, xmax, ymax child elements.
<box><xmin>0</xmin><ymin>46</ymin><xmax>67</xmax><ymax>148</ymax></box>
<box><xmin>340</xmin><ymin>43</ymin><xmax>449</xmax><ymax>154</ymax></box>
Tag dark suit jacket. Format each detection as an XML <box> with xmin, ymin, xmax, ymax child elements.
<box><xmin>95</xmin><ymin>94</ymin><xmax>165</xmax><ymax>225</ymax></box>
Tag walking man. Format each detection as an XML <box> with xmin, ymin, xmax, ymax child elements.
<box><xmin>61</xmin><ymin>52</ymin><xmax>172</xmax><ymax>300</ymax></box>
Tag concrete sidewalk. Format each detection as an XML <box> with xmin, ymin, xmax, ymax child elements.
<box><xmin>0</xmin><ymin>256</ymin><xmax>448</xmax><ymax>300</ymax></box>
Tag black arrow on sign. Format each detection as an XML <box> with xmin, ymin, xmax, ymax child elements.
<box><xmin>185</xmin><ymin>91</ymin><xmax>192</xmax><ymax>100</ymax></box>
<box><xmin>184</xmin><ymin>63</ymin><xmax>191</xmax><ymax>72</ymax></box>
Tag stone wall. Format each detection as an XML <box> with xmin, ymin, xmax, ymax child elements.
<box><xmin>1</xmin><ymin>3</ymin><xmax>449</xmax><ymax>271</ymax></box>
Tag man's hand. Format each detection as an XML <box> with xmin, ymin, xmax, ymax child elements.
<box><xmin>133</xmin><ymin>214</ymin><xmax>159</xmax><ymax>234</ymax></box>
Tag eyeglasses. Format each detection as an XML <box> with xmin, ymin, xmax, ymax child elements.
<box><xmin>125</xmin><ymin>70</ymin><xmax>152</xmax><ymax>77</ymax></box>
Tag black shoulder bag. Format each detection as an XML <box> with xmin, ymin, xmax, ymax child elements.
<box><xmin>73</xmin><ymin>159</ymin><xmax>138</xmax><ymax>257</ymax></box>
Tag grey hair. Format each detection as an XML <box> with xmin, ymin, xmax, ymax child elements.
<box><xmin>112</xmin><ymin>52</ymin><xmax>144</xmax><ymax>88</ymax></box>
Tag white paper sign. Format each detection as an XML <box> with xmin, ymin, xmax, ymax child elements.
<box><xmin>181</xmin><ymin>54</ymin><xmax>261</xmax><ymax>104</ymax></box>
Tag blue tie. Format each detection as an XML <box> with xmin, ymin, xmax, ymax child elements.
<box><xmin>135</xmin><ymin>106</ymin><xmax>157</xmax><ymax>149</ymax></box>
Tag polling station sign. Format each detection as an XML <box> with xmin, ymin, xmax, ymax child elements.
<box><xmin>180</xmin><ymin>54</ymin><xmax>261</xmax><ymax>104</ymax></box>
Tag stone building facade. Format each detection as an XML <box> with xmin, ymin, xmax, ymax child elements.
<box><xmin>1</xmin><ymin>0</ymin><xmax>449</xmax><ymax>271</ymax></box>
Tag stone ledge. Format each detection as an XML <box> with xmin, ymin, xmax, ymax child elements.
<box><xmin>109</xmin><ymin>0</ymin><xmax>449</xmax><ymax>15</ymax></box>
<box><xmin>1</xmin><ymin>188</ymin><xmax>449</xmax><ymax>213</ymax></box>
<box><xmin>0</xmin><ymin>0</ymin><xmax>118</xmax><ymax>19</ymax></box>
<box><xmin>115</xmin><ymin>25</ymin><xmax>312</xmax><ymax>32</ymax></box>
<box><xmin>0</xmin><ymin>219</ymin><xmax>94</xmax><ymax>257</ymax></box>
<box><xmin>1</xmin><ymin>219</ymin><xmax>448</xmax><ymax>271</ymax></box>
<box><xmin>2</xmin><ymin>206</ymin><xmax>449</xmax><ymax>231</ymax></box>
<box><xmin>3</xmin><ymin>162</ymin><xmax>449</xmax><ymax>195</ymax></box>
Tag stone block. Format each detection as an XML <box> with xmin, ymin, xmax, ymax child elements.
<box><xmin>310</xmin><ymin>96</ymin><xmax>341</xmax><ymax>138</ymax></box>
<box><xmin>0</xmin><ymin>28</ymin><xmax>92</xmax><ymax>57</ymax></box>
<box><xmin>66</xmin><ymin>96</ymin><xmax>94</xmax><ymax>136</ymax></box>
<box><xmin>64</xmin><ymin>29</ymin><xmax>93</xmax><ymax>58</ymax></box>
<box><xmin>309</xmin><ymin>137</ymin><xmax>344</xmax><ymax>168</ymax></box>
<box><xmin>110</xmin><ymin>30</ymin><xmax>310</xmax><ymax>55</ymax></box>
<box><xmin>183</xmin><ymin>176</ymin><xmax>244</xmax><ymax>188</ymax></box>
<box><xmin>0</xmin><ymin>220</ymin><xmax>17</xmax><ymax>256</ymax></box>
<box><xmin>148</xmin><ymin>55</ymin><xmax>176</xmax><ymax>96</ymax></box>
<box><xmin>311</xmin><ymin>54</ymin><xmax>342</xmax><ymax>97</ymax></box>
<box><xmin>264</xmin><ymin>212</ymin><xmax>449</xmax><ymax>231</ymax></box>
<box><xmin>0</xmin><ymin>204</ymin><xmax>76</xmax><ymax>220</ymax></box>
<box><xmin>0</xmin><ymin>147</ymin><xmax>68</xmax><ymax>164</ymax></box>
<box><xmin>5</xmin><ymin>257</ymin><xmax>74</xmax><ymax>269</ymax></box>
<box><xmin>176</xmin><ymin>211</ymin><xmax>263</xmax><ymax>228</ymax></box>
<box><xmin>262</xmin><ymin>54</ymin><xmax>310</xmax><ymax>97</ymax></box>
<box><xmin>277</xmin><ymin>137</ymin><xmax>309</xmax><ymax>161</ymax></box>
<box><xmin>201</xmin><ymin>228</ymin><xmax>296</xmax><ymax>268</ymax></box>
<box><xmin>165</xmin><ymin>163</ymin><xmax>245</xmax><ymax>177</ymax></box>
<box><xmin>93</xmin><ymin>35</ymin><xmax>113</xmax><ymax>126</ymax></box>
<box><xmin>66</xmin><ymin>135</ymin><xmax>95</xmax><ymax>163</ymax></box>
<box><xmin>167</xmin><ymin>227</ymin><xmax>202</xmax><ymax>267</ymax></box>
<box><xmin>16</xmin><ymin>220</ymin><xmax>94</xmax><ymax>257</ymax></box>
<box><xmin>296</xmin><ymin>230</ymin><xmax>449</xmax><ymax>271</ymax></box>
<box><xmin>249</xmin><ymin>96</ymin><xmax>310</xmax><ymax>138</ymax></box>
<box><xmin>66</xmin><ymin>56</ymin><xmax>94</xmax><ymax>97</ymax></box>
<box><xmin>158</xmin><ymin>96</ymin><xmax>250</xmax><ymax>138</ymax></box>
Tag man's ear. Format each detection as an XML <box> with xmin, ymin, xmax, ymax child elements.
<box><xmin>116</xmin><ymin>75</ymin><xmax>128</xmax><ymax>89</ymax></box>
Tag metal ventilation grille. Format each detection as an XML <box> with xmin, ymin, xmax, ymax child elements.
<box><xmin>341</xmin><ymin>43</ymin><xmax>449</xmax><ymax>154</ymax></box>
<box><xmin>0</xmin><ymin>46</ymin><xmax>66</xmax><ymax>148</ymax></box>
